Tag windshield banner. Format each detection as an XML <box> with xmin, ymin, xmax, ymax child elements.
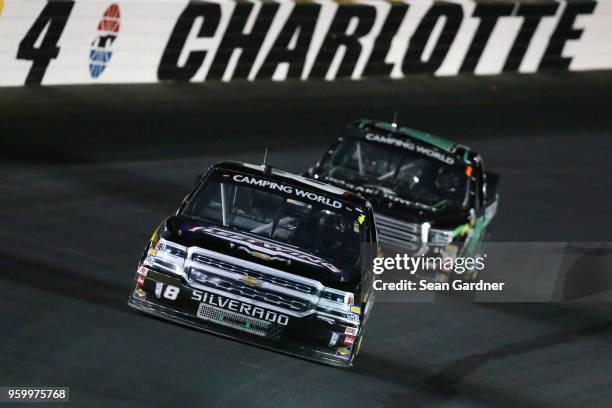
<box><xmin>228</xmin><ymin>172</ymin><xmax>344</xmax><ymax>209</ymax></box>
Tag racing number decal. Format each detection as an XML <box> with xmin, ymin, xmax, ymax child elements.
<box><xmin>155</xmin><ymin>282</ymin><xmax>180</xmax><ymax>300</ymax></box>
<box><xmin>163</xmin><ymin>285</ymin><xmax>179</xmax><ymax>300</ymax></box>
<box><xmin>17</xmin><ymin>1</ymin><xmax>75</xmax><ymax>85</ymax></box>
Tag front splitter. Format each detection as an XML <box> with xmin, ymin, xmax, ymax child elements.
<box><xmin>127</xmin><ymin>295</ymin><xmax>355</xmax><ymax>367</ymax></box>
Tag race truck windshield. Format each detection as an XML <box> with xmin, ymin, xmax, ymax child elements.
<box><xmin>323</xmin><ymin>138</ymin><xmax>469</xmax><ymax>208</ymax></box>
<box><xmin>182</xmin><ymin>169</ymin><xmax>367</xmax><ymax>268</ymax></box>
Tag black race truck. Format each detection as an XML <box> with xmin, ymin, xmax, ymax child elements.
<box><xmin>306</xmin><ymin>119</ymin><xmax>499</xmax><ymax>283</ymax></box>
<box><xmin>128</xmin><ymin>161</ymin><xmax>377</xmax><ymax>366</ymax></box>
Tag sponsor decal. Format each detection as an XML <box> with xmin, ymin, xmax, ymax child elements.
<box><xmin>384</xmin><ymin>194</ymin><xmax>433</xmax><ymax>210</ymax></box>
<box><xmin>329</xmin><ymin>332</ymin><xmax>340</xmax><ymax>347</ymax></box>
<box><xmin>192</xmin><ymin>290</ymin><xmax>289</xmax><ymax>326</ymax></box>
<box><xmin>189</xmin><ymin>226</ymin><xmax>341</xmax><ymax>273</ymax></box>
<box><xmin>343</xmin><ymin>335</ymin><xmax>355</xmax><ymax>346</ymax></box>
<box><xmin>135</xmin><ymin>287</ymin><xmax>146</xmax><ymax>299</ymax></box>
<box><xmin>350</xmin><ymin>305</ymin><xmax>361</xmax><ymax>314</ymax></box>
<box><xmin>336</xmin><ymin>347</ymin><xmax>351</xmax><ymax>357</ymax></box>
<box><xmin>365</xmin><ymin>133</ymin><xmax>455</xmax><ymax>165</ymax></box>
<box><xmin>232</xmin><ymin>174</ymin><xmax>343</xmax><ymax>209</ymax></box>
<box><xmin>345</xmin><ymin>327</ymin><xmax>358</xmax><ymax>336</ymax></box>
<box><xmin>89</xmin><ymin>4</ymin><xmax>120</xmax><ymax>79</ymax></box>
<box><xmin>326</xmin><ymin>176</ymin><xmax>373</xmax><ymax>195</ymax></box>
<box><xmin>365</xmin><ymin>133</ymin><xmax>416</xmax><ymax>151</ymax></box>
<box><xmin>357</xmin><ymin>215</ymin><xmax>365</xmax><ymax>225</ymax></box>
<box><xmin>326</xmin><ymin>175</ymin><xmax>434</xmax><ymax>211</ymax></box>
<box><xmin>147</xmin><ymin>248</ymin><xmax>157</xmax><ymax>257</ymax></box>
<box><xmin>233</xmin><ymin>174</ymin><xmax>292</xmax><ymax>194</ymax></box>
<box><xmin>137</xmin><ymin>266</ymin><xmax>148</xmax><ymax>276</ymax></box>
<box><xmin>137</xmin><ymin>274</ymin><xmax>146</xmax><ymax>286</ymax></box>
<box><xmin>0</xmin><ymin>0</ymin><xmax>4</xmax><ymax>17</ymax></box>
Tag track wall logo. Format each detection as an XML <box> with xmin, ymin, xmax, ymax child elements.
<box><xmin>158</xmin><ymin>0</ymin><xmax>599</xmax><ymax>82</ymax></box>
<box><xmin>1</xmin><ymin>0</ymin><xmax>610</xmax><ymax>86</ymax></box>
<box><xmin>89</xmin><ymin>4</ymin><xmax>120</xmax><ymax>79</ymax></box>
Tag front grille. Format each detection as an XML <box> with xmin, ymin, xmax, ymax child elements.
<box><xmin>375</xmin><ymin>213</ymin><xmax>420</xmax><ymax>250</ymax></box>
<box><xmin>192</xmin><ymin>253</ymin><xmax>316</xmax><ymax>295</ymax></box>
<box><xmin>196</xmin><ymin>303</ymin><xmax>269</xmax><ymax>337</ymax></box>
<box><xmin>190</xmin><ymin>269</ymin><xmax>311</xmax><ymax>312</ymax></box>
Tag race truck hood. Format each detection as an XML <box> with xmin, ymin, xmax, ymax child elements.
<box><xmin>316</xmin><ymin>174</ymin><xmax>468</xmax><ymax>229</ymax></box>
<box><xmin>156</xmin><ymin>216</ymin><xmax>358</xmax><ymax>287</ymax></box>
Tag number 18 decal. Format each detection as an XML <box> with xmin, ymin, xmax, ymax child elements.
<box><xmin>155</xmin><ymin>282</ymin><xmax>180</xmax><ymax>300</ymax></box>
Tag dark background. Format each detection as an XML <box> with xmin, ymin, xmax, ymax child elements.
<box><xmin>1</xmin><ymin>72</ymin><xmax>611</xmax><ymax>406</ymax></box>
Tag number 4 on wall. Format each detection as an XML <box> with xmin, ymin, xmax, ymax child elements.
<box><xmin>17</xmin><ymin>1</ymin><xmax>74</xmax><ymax>85</ymax></box>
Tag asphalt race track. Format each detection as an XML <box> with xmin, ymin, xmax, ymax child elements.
<box><xmin>1</xmin><ymin>73</ymin><xmax>612</xmax><ymax>407</ymax></box>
